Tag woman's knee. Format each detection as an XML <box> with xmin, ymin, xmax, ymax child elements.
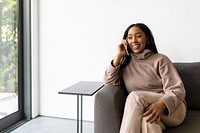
<box><xmin>127</xmin><ymin>91</ymin><xmax>141</xmax><ymax>102</ymax></box>
<box><xmin>126</xmin><ymin>91</ymin><xmax>148</xmax><ymax>107</ymax></box>
<box><xmin>161</xmin><ymin>103</ymin><xmax>186</xmax><ymax>127</ymax></box>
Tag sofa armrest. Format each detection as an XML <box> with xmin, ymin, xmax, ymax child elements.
<box><xmin>94</xmin><ymin>85</ymin><xmax>127</xmax><ymax>133</ymax></box>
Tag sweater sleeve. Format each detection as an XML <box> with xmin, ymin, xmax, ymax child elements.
<box><xmin>159</xmin><ymin>57</ymin><xmax>186</xmax><ymax>116</ymax></box>
<box><xmin>103</xmin><ymin>60</ymin><xmax>123</xmax><ymax>85</ymax></box>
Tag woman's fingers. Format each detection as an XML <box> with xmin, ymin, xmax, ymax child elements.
<box><xmin>155</xmin><ymin>115</ymin><xmax>161</xmax><ymax>123</ymax></box>
<box><xmin>117</xmin><ymin>40</ymin><xmax>129</xmax><ymax>56</ymax></box>
<box><xmin>143</xmin><ymin>107</ymin><xmax>151</xmax><ymax>117</ymax></box>
<box><xmin>143</xmin><ymin>102</ymin><xmax>164</xmax><ymax>123</ymax></box>
<box><xmin>145</xmin><ymin>110</ymin><xmax>159</xmax><ymax>123</ymax></box>
<box><xmin>149</xmin><ymin>112</ymin><xmax>160</xmax><ymax>123</ymax></box>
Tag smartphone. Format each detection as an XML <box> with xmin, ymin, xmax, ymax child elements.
<box><xmin>124</xmin><ymin>44</ymin><xmax>129</xmax><ymax>55</ymax></box>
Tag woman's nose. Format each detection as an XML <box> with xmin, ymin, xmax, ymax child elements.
<box><xmin>132</xmin><ymin>37</ymin><xmax>137</xmax><ymax>43</ymax></box>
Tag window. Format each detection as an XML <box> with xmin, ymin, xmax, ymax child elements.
<box><xmin>0</xmin><ymin>0</ymin><xmax>19</xmax><ymax>120</ymax></box>
<box><xmin>0</xmin><ymin>0</ymin><xmax>31</xmax><ymax>131</ymax></box>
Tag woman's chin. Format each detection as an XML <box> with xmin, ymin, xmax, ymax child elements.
<box><xmin>132</xmin><ymin>49</ymin><xmax>143</xmax><ymax>54</ymax></box>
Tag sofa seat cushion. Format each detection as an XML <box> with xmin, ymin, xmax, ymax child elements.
<box><xmin>164</xmin><ymin>110</ymin><xmax>200</xmax><ymax>133</ymax></box>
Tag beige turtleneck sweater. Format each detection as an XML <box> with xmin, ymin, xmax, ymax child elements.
<box><xmin>104</xmin><ymin>49</ymin><xmax>186</xmax><ymax>116</ymax></box>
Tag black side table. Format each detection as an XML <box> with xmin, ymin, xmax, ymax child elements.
<box><xmin>58</xmin><ymin>81</ymin><xmax>104</xmax><ymax>133</ymax></box>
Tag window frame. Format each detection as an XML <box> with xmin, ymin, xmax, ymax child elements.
<box><xmin>0</xmin><ymin>0</ymin><xmax>32</xmax><ymax>132</ymax></box>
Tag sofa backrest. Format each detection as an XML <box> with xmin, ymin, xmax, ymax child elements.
<box><xmin>174</xmin><ymin>62</ymin><xmax>200</xmax><ymax>110</ymax></box>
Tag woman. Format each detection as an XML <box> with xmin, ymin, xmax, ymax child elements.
<box><xmin>104</xmin><ymin>23</ymin><xmax>186</xmax><ymax>133</ymax></box>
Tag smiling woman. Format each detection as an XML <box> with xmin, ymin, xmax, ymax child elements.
<box><xmin>104</xmin><ymin>23</ymin><xmax>186</xmax><ymax>133</ymax></box>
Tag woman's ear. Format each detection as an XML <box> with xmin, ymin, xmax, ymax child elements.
<box><xmin>146</xmin><ymin>36</ymin><xmax>151</xmax><ymax>45</ymax></box>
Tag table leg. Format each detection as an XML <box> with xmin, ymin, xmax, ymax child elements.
<box><xmin>77</xmin><ymin>95</ymin><xmax>83</xmax><ymax>133</ymax></box>
<box><xmin>77</xmin><ymin>95</ymin><xmax>79</xmax><ymax>133</ymax></box>
<box><xmin>81</xmin><ymin>95</ymin><xmax>83</xmax><ymax>133</ymax></box>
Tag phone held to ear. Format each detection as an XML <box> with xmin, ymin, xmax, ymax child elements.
<box><xmin>124</xmin><ymin>44</ymin><xmax>129</xmax><ymax>55</ymax></box>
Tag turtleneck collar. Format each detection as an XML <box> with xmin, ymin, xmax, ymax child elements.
<box><xmin>131</xmin><ymin>49</ymin><xmax>153</xmax><ymax>60</ymax></box>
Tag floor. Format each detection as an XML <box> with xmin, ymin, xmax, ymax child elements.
<box><xmin>10</xmin><ymin>116</ymin><xmax>94</xmax><ymax>133</ymax></box>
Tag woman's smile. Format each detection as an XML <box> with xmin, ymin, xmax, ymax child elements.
<box><xmin>130</xmin><ymin>44</ymin><xmax>140</xmax><ymax>50</ymax></box>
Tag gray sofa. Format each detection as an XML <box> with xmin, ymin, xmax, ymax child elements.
<box><xmin>94</xmin><ymin>62</ymin><xmax>200</xmax><ymax>133</ymax></box>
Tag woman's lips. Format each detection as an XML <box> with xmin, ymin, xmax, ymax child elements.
<box><xmin>131</xmin><ymin>44</ymin><xmax>140</xmax><ymax>50</ymax></box>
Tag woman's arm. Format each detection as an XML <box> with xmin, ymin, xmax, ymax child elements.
<box><xmin>159</xmin><ymin>58</ymin><xmax>186</xmax><ymax>116</ymax></box>
<box><xmin>104</xmin><ymin>40</ymin><xmax>128</xmax><ymax>85</ymax></box>
<box><xmin>143</xmin><ymin>55</ymin><xmax>185</xmax><ymax>123</ymax></box>
<box><xmin>103</xmin><ymin>61</ymin><xmax>122</xmax><ymax>85</ymax></box>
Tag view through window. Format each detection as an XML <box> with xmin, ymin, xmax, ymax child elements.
<box><xmin>0</xmin><ymin>0</ymin><xmax>18</xmax><ymax>119</ymax></box>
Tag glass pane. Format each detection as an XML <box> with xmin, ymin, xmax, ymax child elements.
<box><xmin>0</xmin><ymin>0</ymin><xmax>18</xmax><ymax>119</ymax></box>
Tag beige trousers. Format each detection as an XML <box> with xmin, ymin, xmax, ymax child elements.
<box><xmin>120</xmin><ymin>91</ymin><xmax>186</xmax><ymax>133</ymax></box>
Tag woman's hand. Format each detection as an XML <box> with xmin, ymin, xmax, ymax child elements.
<box><xmin>117</xmin><ymin>39</ymin><xmax>129</xmax><ymax>57</ymax></box>
<box><xmin>143</xmin><ymin>100</ymin><xmax>166</xmax><ymax>124</ymax></box>
<box><xmin>112</xmin><ymin>40</ymin><xmax>129</xmax><ymax>67</ymax></box>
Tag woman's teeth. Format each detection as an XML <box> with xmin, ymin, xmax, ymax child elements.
<box><xmin>132</xmin><ymin>44</ymin><xmax>140</xmax><ymax>50</ymax></box>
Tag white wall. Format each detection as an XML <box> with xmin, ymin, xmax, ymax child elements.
<box><xmin>37</xmin><ymin>0</ymin><xmax>200</xmax><ymax>121</ymax></box>
<box><xmin>31</xmin><ymin>0</ymin><xmax>39</xmax><ymax>118</ymax></box>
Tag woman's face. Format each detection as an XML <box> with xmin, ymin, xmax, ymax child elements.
<box><xmin>126</xmin><ymin>26</ymin><xmax>148</xmax><ymax>54</ymax></box>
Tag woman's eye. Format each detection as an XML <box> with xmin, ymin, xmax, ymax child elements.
<box><xmin>136</xmin><ymin>34</ymin><xmax>142</xmax><ymax>38</ymax></box>
<box><xmin>127</xmin><ymin>37</ymin><xmax>132</xmax><ymax>40</ymax></box>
